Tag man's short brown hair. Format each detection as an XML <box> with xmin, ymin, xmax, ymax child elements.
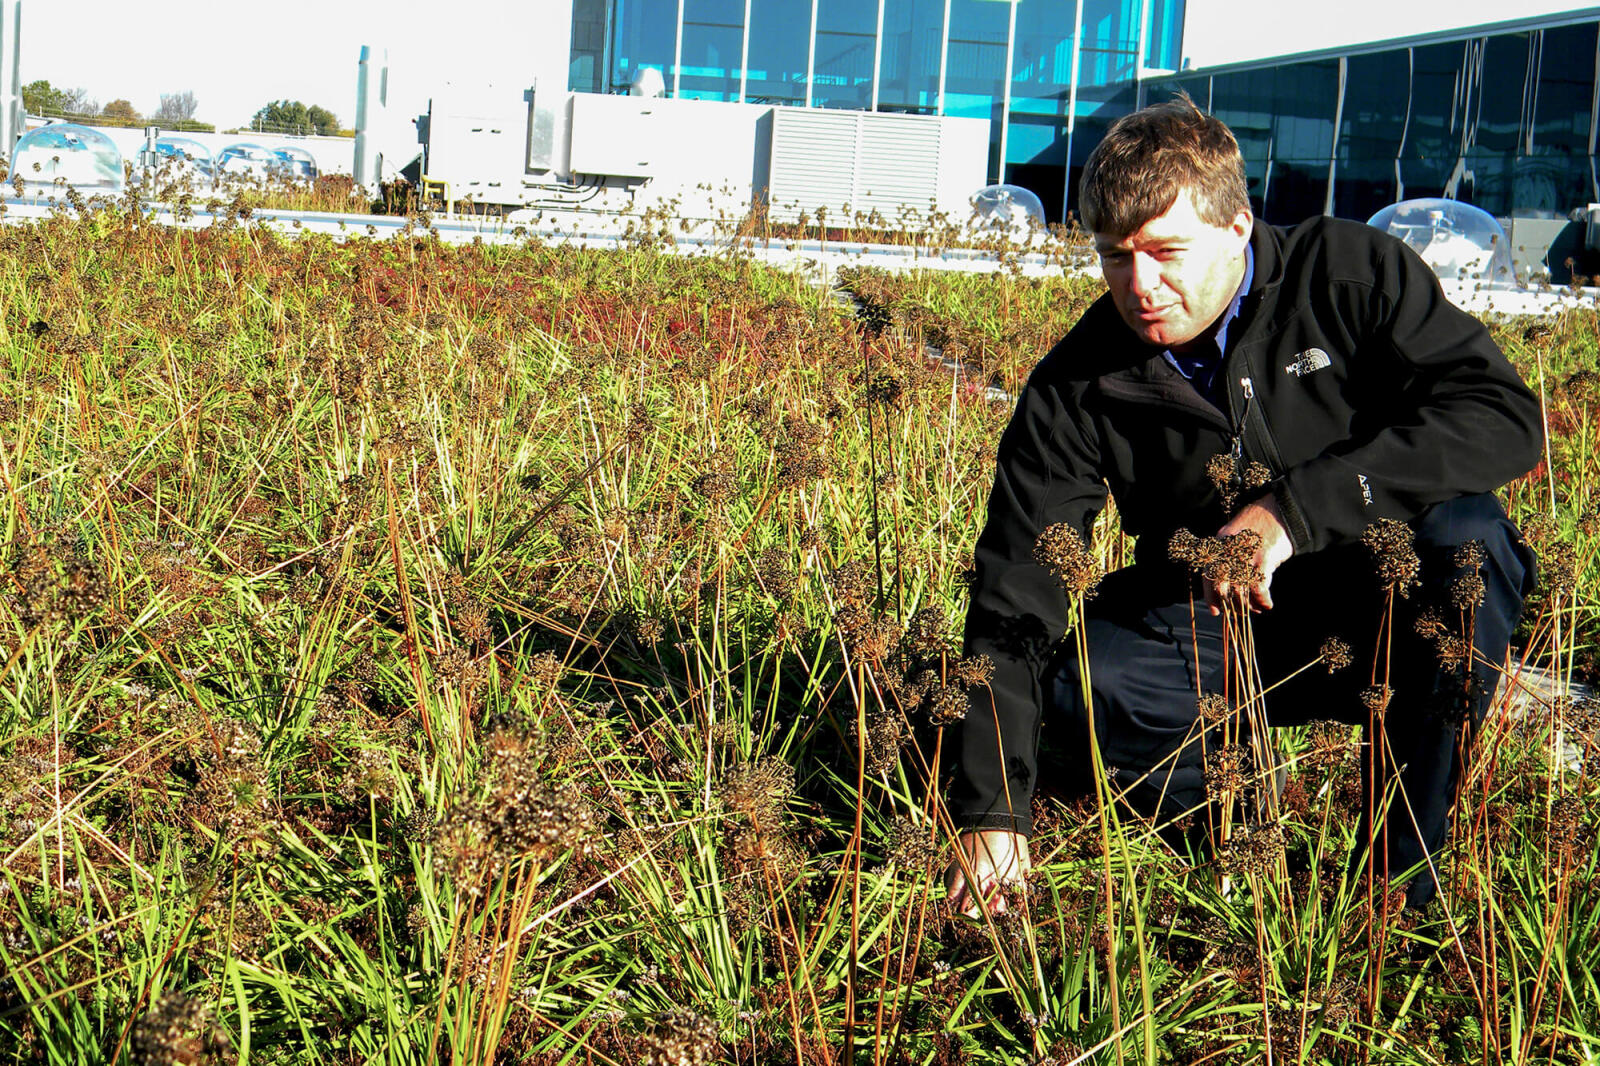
<box><xmin>1078</xmin><ymin>92</ymin><xmax>1250</xmax><ymax>237</ymax></box>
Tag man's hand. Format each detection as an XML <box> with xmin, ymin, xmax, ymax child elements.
<box><xmin>944</xmin><ymin>829</ymin><xmax>1031</xmax><ymax>918</ymax></box>
<box><xmin>1206</xmin><ymin>495</ymin><xmax>1294</xmax><ymax>614</ymax></box>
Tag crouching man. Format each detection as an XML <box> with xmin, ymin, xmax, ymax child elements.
<box><xmin>945</xmin><ymin>94</ymin><xmax>1540</xmax><ymax>915</ymax></box>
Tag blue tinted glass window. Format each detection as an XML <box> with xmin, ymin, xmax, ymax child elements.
<box><xmin>1006</xmin><ymin>0</ymin><xmax>1074</xmax><ymax>169</ymax></box>
<box><xmin>680</xmin><ymin>0</ymin><xmax>744</xmax><ymax>99</ymax></box>
<box><xmin>1010</xmin><ymin>0</ymin><xmax>1072</xmax><ymax>119</ymax></box>
<box><xmin>878</xmin><ymin>0</ymin><xmax>943</xmax><ymax>112</ymax></box>
<box><xmin>1144</xmin><ymin>0</ymin><xmax>1184</xmax><ymax>70</ymax></box>
<box><xmin>611</xmin><ymin>0</ymin><xmax>677</xmax><ymax>92</ymax></box>
<box><xmin>944</xmin><ymin>0</ymin><xmax>1007</xmax><ymax>117</ymax></box>
<box><xmin>945</xmin><ymin>0</ymin><xmax>1008</xmax><ymax>176</ymax></box>
<box><xmin>814</xmin><ymin>0</ymin><xmax>876</xmax><ymax>108</ymax></box>
<box><xmin>747</xmin><ymin>1</ymin><xmax>810</xmax><ymax>104</ymax></box>
<box><xmin>1078</xmin><ymin>0</ymin><xmax>1141</xmax><ymax>88</ymax></box>
<box><xmin>570</xmin><ymin>0</ymin><xmax>608</xmax><ymax>93</ymax></box>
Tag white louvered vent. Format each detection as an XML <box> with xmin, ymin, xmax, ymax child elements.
<box><xmin>768</xmin><ymin>108</ymin><xmax>948</xmax><ymax>224</ymax></box>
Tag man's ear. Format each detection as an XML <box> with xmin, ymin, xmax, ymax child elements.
<box><xmin>1231</xmin><ymin>210</ymin><xmax>1253</xmax><ymax>243</ymax></box>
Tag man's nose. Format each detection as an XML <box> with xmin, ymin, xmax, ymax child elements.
<box><xmin>1130</xmin><ymin>254</ymin><xmax>1162</xmax><ymax>299</ymax></box>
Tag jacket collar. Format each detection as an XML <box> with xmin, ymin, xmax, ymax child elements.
<box><xmin>1246</xmin><ymin>217</ymin><xmax>1285</xmax><ymax>298</ymax></box>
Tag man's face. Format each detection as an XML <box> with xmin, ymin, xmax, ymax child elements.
<box><xmin>1094</xmin><ymin>189</ymin><xmax>1253</xmax><ymax>349</ymax></box>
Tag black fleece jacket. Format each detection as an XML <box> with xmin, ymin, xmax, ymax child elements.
<box><xmin>951</xmin><ymin>215</ymin><xmax>1543</xmax><ymax>835</ymax></box>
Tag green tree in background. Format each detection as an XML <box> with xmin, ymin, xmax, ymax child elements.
<box><xmin>21</xmin><ymin>80</ymin><xmax>96</xmax><ymax>117</ymax></box>
<box><xmin>251</xmin><ymin>100</ymin><xmax>341</xmax><ymax>136</ymax></box>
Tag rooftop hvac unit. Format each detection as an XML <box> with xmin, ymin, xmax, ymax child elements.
<box><xmin>767</xmin><ymin>109</ymin><xmax>982</xmax><ymax>225</ymax></box>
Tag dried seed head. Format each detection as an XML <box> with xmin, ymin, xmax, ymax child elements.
<box><xmin>1548</xmin><ymin>795</ymin><xmax>1594</xmax><ymax>852</ymax></box>
<box><xmin>827</xmin><ymin>561</ymin><xmax>872</xmax><ymax>608</ymax></box>
<box><xmin>1033</xmin><ymin>524</ymin><xmax>1103</xmax><ymax>599</ymax></box>
<box><xmin>1539</xmin><ymin>540</ymin><xmax>1579</xmax><ymax>599</ymax></box>
<box><xmin>886</xmin><ymin>815</ymin><xmax>942</xmax><ymax>869</ymax></box>
<box><xmin>774</xmin><ymin>418</ymin><xmax>828</xmax><ymax>487</ymax></box>
<box><xmin>717</xmin><ymin>757</ymin><xmax>795</xmax><ymax>828</ymax></box>
<box><xmin>865</xmin><ymin>368</ymin><xmax>907</xmax><ymax>407</ymax></box>
<box><xmin>1360</xmin><ymin>685</ymin><xmax>1392</xmax><ymax>716</ymax></box>
<box><xmin>951</xmin><ymin>654</ymin><xmax>995</xmax><ymax>688</ymax></box>
<box><xmin>1453</xmin><ymin>539</ymin><xmax>1486</xmax><ymax>570</ymax></box>
<box><xmin>641</xmin><ymin>1010</ymin><xmax>719</xmax><ymax>1066</ymax></box>
<box><xmin>1434</xmin><ymin>634</ymin><xmax>1471</xmax><ymax>669</ymax></box>
<box><xmin>128</xmin><ymin>991</ymin><xmax>235</xmax><ymax>1066</ymax></box>
<box><xmin>1221</xmin><ymin>821</ymin><xmax>1284</xmax><ymax>877</ymax></box>
<box><xmin>691</xmin><ymin>452</ymin><xmax>738</xmax><ymax>505</ymax></box>
<box><xmin>1304</xmin><ymin>720</ymin><xmax>1356</xmax><ymax>773</ymax></box>
<box><xmin>902</xmin><ymin>604</ymin><xmax>952</xmax><ymax>659</ymax></box>
<box><xmin>1203</xmin><ymin>744</ymin><xmax>1252</xmax><ymax>798</ymax></box>
<box><xmin>1320</xmin><ymin>636</ymin><xmax>1352</xmax><ymax>673</ymax></box>
<box><xmin>1196</xmin><ymin>692</ymin><xmax>1230</xmax><ymax>724</ymax></box>
<box><xmin>528</xmin><ymin>651</ymin><xmax>566</xmax><ymax>690</ymax></box>
<box><xmin>1205</xmin><ymin>453</ymin><xmax>1238</xmax><ymax>511</ymax></box>
<box><xmin>925</xmin><ymin>682</ymin><xmax>971</xmax><ymax>726</ymax></box>
<box><xmin>1361</xmin><ymin>518</ymin><xmax>1421</xmax><ymax>597</ymax></box>
<box><xmin>1563</xmin><ymin>367</ymin><xmax>1600</xmax><ymax>403</ymax></box>
<box><xmin>752</xmin><ymin>547</ymin><xmax>796</xmax><ymax>601</ymax></box>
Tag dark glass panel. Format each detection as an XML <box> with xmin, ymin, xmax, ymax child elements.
<box><xmin>1528</xmin><ymin>23</ymin><xmax>1597</xmax><ymax>210</ymax></box>
<box><xmin>1534</xmin><ymin>23</ymin><xmax>1596</xmax><ymax>157</ymax></box>
<box><xmin>610</xmin><ymin>0</ymin><xmax>677</xmax><ymax>93</ymax></box>
<box><xmin>1263</xmin><ymin>162</ymin><xmax>1327</xmax><ymax>224</ymax></box>
<box><xmin>1334</xmin><ymin>49</ymin><xmax>1409</xmax><ymax>216</ymax></box>
<box><xmin>746</xmin><ymin>1</ymin><xmax>810</xmax><ymax>104</ymax></box>
<box><xmin>1211</xmin><ymin>69</ymin><xmax>1273</xmax><ymax>212</ymax></box>
<box><xmin>1402</xmin><ymin>42</ymin><xmax>1466</xmax><ymax>200</ymax></box>
<box><xmin>814</xmin><ymin>0</ymin><xmax>876</xmax><ymax>108</ymax></box>
<box><xmin>1475</xmin><ymin>34</ymin><xmax>1529</xmax><ymax>153</ymax></box>
<box><xmin>1003</xmin><ymin>160</ymin><xmax>1066</xmax><ymax>223</ymax></box>
<box><xmin>879</xmin><ymin>0</ymin><xmax>943</xmax><ymax>111</ymax></box>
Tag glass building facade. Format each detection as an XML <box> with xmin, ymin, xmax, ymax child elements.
<box><xmin>569</xmin><ymin>0</ymin><xmax>1185</xmax><ymax>217</ymax></box>
<box><xmin>1150</xmin><ymin>13</ymin><xmax>1600</xmax><ymax>226</ymax></box>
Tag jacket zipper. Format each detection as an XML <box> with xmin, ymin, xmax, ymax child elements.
<box><xmin>1231</xmin><ymin>372</ymin><xmax>1289</xmax><ymax>486</ymax></box>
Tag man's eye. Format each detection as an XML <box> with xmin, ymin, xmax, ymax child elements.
<box><xmin>1100</xmin><ymin>252</ymin><xmax>1130</xmax><ymax>265</ymax></box>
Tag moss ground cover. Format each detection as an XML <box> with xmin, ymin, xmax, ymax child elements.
<box><xmin>0</xmin><ymin>208</ymin><xmax>1596</xmax><ymax>1064</ymax></box>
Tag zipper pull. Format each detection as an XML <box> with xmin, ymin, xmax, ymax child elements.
<box><xmin>1241</xmin><ymin>376</ymin><xmax>1254</xmax><ymax>400</ymax></box>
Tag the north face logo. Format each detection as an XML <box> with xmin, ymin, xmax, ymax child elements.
<box><xmin>1285</xmin><ymin>348</ymin><xmax>1332</xmax><ymax>377</ymax></box>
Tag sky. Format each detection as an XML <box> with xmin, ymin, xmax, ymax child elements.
<box><xmin>15</xmin><ymin>0</ymin><xmax>1600</xmax><ymax>131</ymax></box>
<box><xmin>17</xmin><ymin>0</ymin><xmax>563</xmax><ymax>131</ymax></box>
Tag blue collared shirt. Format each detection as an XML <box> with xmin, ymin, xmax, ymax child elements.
<box><xmin>1163</xmin><ymin>243</ymin><xmax>1254</xmax><ymax>405</ymax></box>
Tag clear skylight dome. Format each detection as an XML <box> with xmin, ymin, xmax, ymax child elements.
<box><xmin>971</xmin><ymin>184</ymin><xmax>1046</xmax><ymax>235</ymax></box>
<box><xmin>215</xmin><ymin>142</ymin><xmax>279</xmax><ymax>178</ymax></box>
<box><xmin>153</xmin><ymin>136</ymin><xmax>214</xmax><ymax>181</ymax></box>
<box><xmin>1366</xmin><ymin>198</ymin><xmax>1515</xmax><ymax>287</ymax></box>
<box><xmin>11</xmin><ymin>123</ymin><xmax>124</xmax><ymax>191</ymax></box>
<box><xmin>272</xmin><ymin>146</ymin><xmax>318</xmax><ymax>180</ymax></box>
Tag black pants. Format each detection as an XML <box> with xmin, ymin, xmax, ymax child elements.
<box><xmin>1051</xmin><ymin>493</ymin><xmax>1534</xmax><ymax>906</ymax></box>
